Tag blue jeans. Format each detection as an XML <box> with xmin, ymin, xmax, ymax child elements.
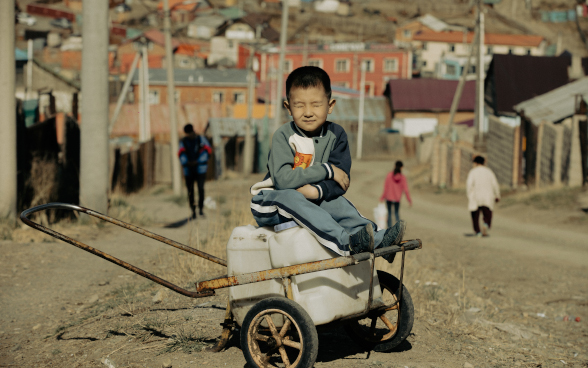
<box><xmin>386</xmin><ymin>201</ymin><xmax>400</xmax><ymax>228</ymax></box>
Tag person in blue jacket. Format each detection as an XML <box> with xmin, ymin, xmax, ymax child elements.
<box><xmin>178</xmin><ymin>124</ymin><xmax>211</xmax><ymax>219</ymax></box>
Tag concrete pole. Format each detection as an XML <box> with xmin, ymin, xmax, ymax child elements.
<box><xmin>163</xmin><ymin>0</ymin><xmax>182</xmax><ymax>195</ymax></box>
<box><xmin>0</xmin><ymin>0</ymin><xmax>17</xmax><ymax>219</ymax></box>
<box><xmin>447</xmin><ymin>27</ymin><xmax>479</xmax><ymax>139</ymax></box>
<box><xmin>476</xmin><ymin>1</ymin><xmax>485</xmax><ymax>140</ymax></box>
<box><xmin>80</xmin><ymin>0</ymin><xmax>109</xmax><ymax>214</ymax></box>
<box><xmin>140</xmin><ymin>43</ymin><xmax>151</xmax><ymax>142</ymax></box>
<box><xmin>27</xmin><ymin>39</ymin><xmax>33</xmax><ymax>98</ymax></box>
<box><xmin>243</xmin><ymin>46</ymin><xmax>256</xmax><ymax>175</ymax></box>
<box><xmin>273</xmin><ymin>0</ymin><xmax>289</xmax><ymax>131</ymax></box>
<box><xmin>356</xmin><ymin>62</ymin><xmax>366</xmax><ymax>160</ymax></box>
<box><xmin>109</xmin><ymin>52</ymin><xmax>140</xmax><ymax>134</ymax></box>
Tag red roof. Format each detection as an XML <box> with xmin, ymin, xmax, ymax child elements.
<box><xmin>157</xmin><ymin>0</ymin><xmax>202</xmax><ymax>11</ymax></box>
<box><xmin>125</xmin><ymin>29</ymin><xmax>180</xmax><ymax>49</ymax></box>
<box><xmin>385</xmin><ymin>79</ymin><xmax>476</xmax><ymax>111</ymax></box>
<box><xmin>413</xmin><ymin>31</ymin><xmax>544</xmax><ymax>47</ymax></box>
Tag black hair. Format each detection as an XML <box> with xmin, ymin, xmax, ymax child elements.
<box><xmin>473</xmin><ymin>155</ymin><xmax>485</xmax><ymax>165</ymax></box>
<box><xmin>285</xmin><ymin>66</ymin><xmax>332</xmax><ymax>101</ymax></box>
<box><xmin>183</xmin><ymin>123</ymin><xmax>194</xmax><ymax>134</ymax></box>
<box><xmin>393</xmin><ymin>160</ymin><xmax>403</xmax><ymax>175</ymax></box>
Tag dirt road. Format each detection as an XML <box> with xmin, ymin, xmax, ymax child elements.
<box><xmin>1</xmin><ymin>160</ymin><xmax>587</xmax><ymax>368</ymax></box>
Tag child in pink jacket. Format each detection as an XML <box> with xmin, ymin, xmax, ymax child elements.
<box><xmin>380</xmin><ymin>161</ymin><xmax>412</xmax><ymax>228</ymax></box>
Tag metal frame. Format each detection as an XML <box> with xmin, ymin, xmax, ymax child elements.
<box><xmin>21</xmin><ymin>203</ymin><xmax>422</xmax><ymax>351</ymax></box>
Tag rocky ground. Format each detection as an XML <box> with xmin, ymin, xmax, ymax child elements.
<box><xmin>1</xmin><ymin>160</ymin><xmax>587</xmax><ymax>368</ymax></box>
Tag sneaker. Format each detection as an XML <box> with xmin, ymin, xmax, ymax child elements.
<box><xmin>481</xmin><ymin>223</ymin><xmax>488</xmax><ymax>237</ymax></box>
<box><xmin>475</xmin><ymin>232</ymin><xmax>482</xmax><ymax>238</ymax></box>
<box><xmin>349</xmin><ymin>223</ymin><xmax>374</xmax><ymax>255</ymax></box>
<box><xmin>380</xmin><ymin>220</ymin><xmax>406</xmax><ymax>248</ymax></box>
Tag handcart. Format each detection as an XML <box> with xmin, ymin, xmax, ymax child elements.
<box><xmin>21</xmin><ymin>203</ymin><xmax>422</xmax><ymax>368</ymax></box>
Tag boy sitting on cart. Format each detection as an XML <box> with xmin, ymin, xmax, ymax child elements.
<box><xmin>250</xmin><ymin>66</ymin><xmax>406</xmax><ymax>259</ymax></box>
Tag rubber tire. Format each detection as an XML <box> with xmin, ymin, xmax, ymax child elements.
<box><xmin>344</xmin><ymin>270</ymin><xmax>414</xmax><ymax>352</ymax></box>
<box><xmin>240</xmin><ymin>297</ymin><xmax>319</xmax><ymax>368</ymax></box>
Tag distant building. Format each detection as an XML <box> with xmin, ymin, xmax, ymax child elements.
<box><xmin>384</xmin><ymin>79</ymin><xmax>476</xmax><ymax>136</ymax></box>
<box><xmin>130</xmin><ymin>68</ymin><xmax>251</xmax><ymax>107</ymax></box>
<box><xmin>187</xmin><ymin>14</ymin><xmax>226</xmax><ymax>40</ymax></box>
<box><xmin>395</xmin><ymin>14</ymin><xmax>458</xmax><ymax>47</ymax></box>
<box><xmin>156</xmin><ymin>0</ymin><xmax>212</xmax><ymax>23</ymax></box>
<box><xmin>412</xmin><ymin>31</ymin><xmax>547</xmax><ymax>77</ymax></box>
<box><xmin>250</xmin><ymin>42</ymin><xmax>412</xmax><ymax>98</ymax></box>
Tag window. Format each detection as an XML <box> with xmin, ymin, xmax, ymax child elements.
<box><xmin>487</xmin><ymin>46</ymin><xmax>493</xmax><ymax>54</ymax></box>
<box><xmin>233</xmin><ymin>92</ymin><xmax>245</xmax><ymax>104</ymax></box>
<box><xmin>446</xmin><ymin>64</ymin><xmax>456</xmax><ymax>75</ymax></box>
<box><xmin>364</xmin><ymin>82</ymin><xmax>374</xmax><ymax>97</ymax></box>
<box><xmin>148</xmin><ymin>90</ymin><xmax>160</xmax><ymax>105</ymax></box>
<box><xmin>362</xmin><ymin>59</ymin><xmax>374</xmax><ymax>72</ymax></box>
<box><xmin>422</xmin><ymin>60</ymin><xmax>427</xmax><ymax>66</ymax></box>
<box><xmin>526</xmin><ymin>48</ymin><xmax>532</xmax><ymax>55</ymax></box>
<box><xmin>284</xmin><ymin>59</ymin><xmax>293</xmax><ymax>73</ymax></box>
<box><xmin>227</xmin><ymin>40</ymin><xmax>234</xmax><ymax>48</ymax></box>
<box><xmin>383</xmin><ymin>58</ymin><xmax>398</xmax><ymax>72</ymax></box>
<box><xmin>422</xmin><ymin>42</ymin><xmax>428</xmax><ymax>50</ymax></box>
<box><xmin>449</xmin><ymin>44</ymin><xmax>455</xmax><ymax>52</ymax></box>
<box><xmin>308</xmin><ymin>58</ymin><xmax>323</xmax><ymax>68</ymax></box>
<box><xmin>403</xmin><ymin>29</ymin><xmax>411</xmax><ymax>38</ymax></box>
<box><xmin>212</xmin><ymin>91</ymin><xmax>224</xmax><ymax>103</ymax></box>
<box><xmin>468</xmin><ymin>65</ymin><xmax>476</xmax><ymax>74</ymax></box>
<box><xmin>335</xmin><ymin>59</ymin><xmax>349</xmax><ymax>72</ymax></box>
<box><xmin>508</xmin><ymin>48</ymin><xmax>513</xmax><ymax>54</ymax></box>
<box><xmin>174</xmin><ymin>90</ymin><xmax>181</xmax><ymax>104</ymax></box>
<box><xmin>179</xmin><ymin>58</ymin><xmax>190</xmax><ymax>67</ymax></box>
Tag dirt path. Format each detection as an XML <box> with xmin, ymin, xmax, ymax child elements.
<box><xmin>1</xmin><ymin>161</ymin><xmax>587</xmax><ymax>368</ymax></box>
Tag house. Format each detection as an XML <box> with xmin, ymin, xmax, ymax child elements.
<box><xmin>395</xmin><ymin>14</ymin><xmax>457</xmax><ymax>47</ymax></box>
<box><xmin>512</xmin><ymin>77</ymin><xmax>588</xmax><ymax>187</ymax></box>
<box><xmin>384</xmin><ymin>79</ymin><xmax>476</xmax><ymax>136</ymax></box>
<box><xmin>187</xmin><ymin>14</ymin><xmax>226</xmax><ymax>40</ymax></box>
<box><xmin>252</xmin><ymin>42</ymin><xmax>412</xmax><ymax>99</ymax></box>
<box><xmin>173</xmin><ymin>39</ymin><xmax>209</xmax><ymax>69</ymax></box>
<box><xmin>412</xmin><ymin>31</ymin><xmax>547</xmax><ymax>77</ymax></box>
<box><xmin>130</xmin><ymin>68</ymin><xmax>251</xmax><ymax>107</ymax></box>
<box><xmin>117</xmin><ymin>29</ymin><xmax>180</xmax><ymax>73</ymax></box>
<box><xmin>484</xmin><ymin>54</ymin><xmax>570</xmax><ymax>118</ymax></box>
<box><xmin>156</xmin><ymin>0</ymin><xmax>212</xmax><ymax>24</ymax></box>
<box><xmin>209</xmin><ymin>13</ymin><xmax>279</xmax><ymax>67</ymax></box>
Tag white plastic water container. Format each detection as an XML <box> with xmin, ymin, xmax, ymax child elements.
<box><xmin>269</xmin><ymin>227</ymin><xmax>382</xmax><ymax>326</ymax></box>
<box><xmin>227</xmin><ymin>225</ymin><xmax>285</xmax><ymax>326</ymax></box>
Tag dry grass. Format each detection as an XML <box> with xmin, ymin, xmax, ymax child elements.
<box><xmin>26</xmin><ymin>155</ymin><xmax>58</xmax><ymax>225</ymax></box>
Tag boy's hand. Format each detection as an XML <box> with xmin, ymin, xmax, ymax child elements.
<box><xmin>332</xmin><ymin>166</ymin><xmax>350</xmax><ymax>191</ymax></box>
<box><xmin>296</xmin><ymin>185</ymin><xmax>319</xmax><ymax>200</ymax></box>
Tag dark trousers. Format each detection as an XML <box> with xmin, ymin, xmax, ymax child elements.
<box><xmin>471</xmin><ymin>206</ymin><xmax>492</xmax><ymax>234</ymax></box>
<box><xmin>185</xmin><ymin>173</ymin><xmax>206</xmax><ymax>213</ymax></box>
<box><xmin>386</xmin><ymin>201</ymin><xmax>400</xmax><ymax>228</ymax></box>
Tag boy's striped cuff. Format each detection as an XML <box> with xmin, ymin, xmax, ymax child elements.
<box><xmin>311</xmin><ymin>184</ymin><xmax>323</xmax><ymax>200</ymax></box>
<box><xmin>322</xmin><ymin>163</ymin><xmax>333</xmax><ymax>179</ymax></box>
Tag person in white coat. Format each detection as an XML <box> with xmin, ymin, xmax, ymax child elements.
<box><xmin>466</xmin><ymin>156</ymin><xmax>500</xmax><ymax>237</ymax></box>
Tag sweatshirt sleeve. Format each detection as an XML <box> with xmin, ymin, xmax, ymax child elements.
<box><xmin>314</xmin><ymin>128</ymin><xmax>352</xmax><ymax>201</ymax></box>
<box><xmin>269</xmin><ymin>130</ymin><xmax>329</xmax><ymax>190</ymax></box>
<box><xmin>178</xmin><ymin>140</ymin><xmax>188</xmax><ymax>167</ymax></box>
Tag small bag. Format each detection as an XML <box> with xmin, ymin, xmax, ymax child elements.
<box><xmin>373</xmin><ymin>203</ymin><xmax>388</xmax><ymax>230</ymax></box>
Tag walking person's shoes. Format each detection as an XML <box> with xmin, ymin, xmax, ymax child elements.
<box><xmin>191</xmin><ymin>208</ymin><xmax>197</xmax><ymax>220</ymax></box>
<box><xmin>349</xmin><ymin>223</ymin><xmax>374</xmax><ymax>255</ymax></box>
<box><xmin>481</xmin><ymin>223</ymin><xmax>489</xmax><ymax>237</ymax></box>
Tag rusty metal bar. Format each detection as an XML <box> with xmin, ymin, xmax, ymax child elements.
<box><xmin>19</xmin><ymin>203</ymin><xmax>220</xmax><ymax>299</ymax></box>
<box><xmin>21</xmin><ymin>203</ymin><xmax>227</xmax><ymax>266</ymax></box>
<box><xmin>396</xmin><ymin>245</ymin><xmax>406</xmax><ymax>321</ymax></box>
<box><xmin>196</xmin><ymin>239</ymin><xmax>422</xmax><ymax>293</ymax></box>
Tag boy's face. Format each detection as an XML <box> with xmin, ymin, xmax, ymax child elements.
<box><xmin>284</xmin><ymin>85</ymin><xmax>336</xmax><ymax>135</ymax></box>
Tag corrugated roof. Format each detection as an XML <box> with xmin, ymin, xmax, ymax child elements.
<box><xmin>413</xmin><ymin>31</ymin><xmax>544</xmax><ymax>47</ymax></box>
<box><xmin>486</xmin><ymin>54</ymin><xmax>570</xmax><ymax>114</ymax></box>
<box><xmin>329</xmin><ymin>97</ymin><xmax>387</xmax><ymax>123</ymax></box>
<box><xmin>131</xmin><ymin>68</ymin><xmax>249</xmax><ymax>86</ymax></box>
<box><xmin>418</xmin><ymin>14</ymin><xmax>450</xmax><ymax>32</ymax></box>
<box><xmin>109</xmin><ymin>102</ymin><xmax>223</xmax><ymax>137</ymax></box>
<box><xmin>514</xmin><ymin>77</ymin><xmax>588</xmax><ymax>125</ymax></box>
<box><xmin>385</xmin><ymin>79</ymin><xmax>476</xmax><ymax>111</ymax></box>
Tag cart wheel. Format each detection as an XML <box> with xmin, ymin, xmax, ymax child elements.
<box><xmin>241</xmin><ymin>297</ymin><xmax>318</xmax><ymax>368</ymax></box>
<box><xmin>344</xmin><ymin>270</ymin><xmax>414</xmax><ymax>352</ymax></box>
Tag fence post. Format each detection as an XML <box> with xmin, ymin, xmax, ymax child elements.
<box><xmin>534</xmin><ymin>122</ymin><xmax>544</xmax><ymax>189</ymax></box>
<box><xmin>512</xmin><ymin>125</ymin><xmax>521</xmax><ymax>188</ymax></box>
<box><xmin>553</xmin><ymin>124</ymin><xmax>564</xmax><ymax>187</ymax></box>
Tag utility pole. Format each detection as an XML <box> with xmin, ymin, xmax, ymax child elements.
<box><xmin>0</xmin><ymin>0</ymin><xmax>17</xmax><ymax>219</ymax></box>
<box><xmin>302</xmin><ymin>28</ymin><xmax>309</xmax><ymax>66</ymax></box>
<box><xmin>447</xmin><ymin>26</ymin><xmax>479</xmax><ymax>140</ymax></box>
<box><xmin>163</xmin><ymin>0</ymin><xmax>182</xmax><ymax>195</ymax></box>
<box><xmin>356</xmin><ymin>61</ymin><xmax>366</xmax><ymax>160</ymax></box>
<box><xmin>476</xmin><ymin>0</ymin><xmax>485</xmax><ymax>141</ymax></box>
<box><xmin>27</xmin><ymin>39</ymin><xmax>33</xmax><ymax>99</ymax></box>
<box><xmin>243</xmin><ymin>27</ymin><xmax>262</xmax><ymax>175</ymax></box>
<box><xmin>273</xmin><ymin>0</ymin><xmax>289</xmax><ymax>131</ymax></box>
<box><xmin>110</xmin><ymin>52</ymin><xmax>140</xmax><ymax>134</ymax></box>
<box><xmin>80</xmin><ymin>0</ymin><xmax>109</xmax><ymax>214</ymax></box>
<box><xmin>139</xmin><ymin>41</ymin><xmax>151</xmax><ymax>142</ymax></box>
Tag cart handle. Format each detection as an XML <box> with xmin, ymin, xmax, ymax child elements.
<box><xmin>20</xmin><ymin>202</ymin><xmax>226</xmax><ymax>298</ymax></box>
